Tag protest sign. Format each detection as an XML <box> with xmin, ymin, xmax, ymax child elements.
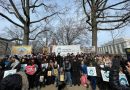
<box><xmin>87</xmin><ymin>67</ymin><xmax>97</xmax><ymax>76</ymax></box>
<box><xmin>60</xmin><ymin>75</ymin><xmax>64</xmax><ymax>81</ymax></box>
<box><xmin>20</xmin><ymin>64</ymin><xmax>27</xmax><ymax>71</ymax></box>
<box><xmin>101</xmin><ymin>70</ymin><xmax>110</xmax><ymax>82</ymax></box>
<box><xmin>119</xmin><ymin>73</ymin><xmax>129</xmax><ymax>86</ymax></box>
<box><xmin>41</xmin><ymin>63</ymin><xmax>48</xmax><ymax>69</ymax></box>
<box><xmin>11</xmin><ymin>46</ymin><xmax>32</xmax><ymax>55</ymax></box>
<box><xmin>4</xmin><ymin>69</ymin><xmax>17</xmax><ymax>78</ymax></box>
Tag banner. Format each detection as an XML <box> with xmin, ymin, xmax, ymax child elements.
<box><xmin>87</xmin><ymin>67</ymin><xmax>97</xmax><ymax>76</ymax></box>
<box><xmin>101</xmin><ymin>70</ymin><xmax>110</xmax><ymax>82</ymax></box>
<box><xmin>11</xmin><ymin>46</ymin><xmax>32</xmax><ymax>55</ymax></box>
<box><xmin>3</xmin><ymin>69</ymin><xmax>17</xmax><ymax>78</ymax></box>
<box><xmin>119</xmin><ymin>73</ymin><xmax>129</xmax><ymax>86</ymax></box>
<box><xmin>52</xmin><ymin>45</ymin><xmax>81</xmax><ymax>56</ymax></box>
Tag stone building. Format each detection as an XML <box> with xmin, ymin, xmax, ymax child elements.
<box><xmin>97</xmin><ymin>38</ymin><xmax>130</xmax><ymax>55</ymax></box>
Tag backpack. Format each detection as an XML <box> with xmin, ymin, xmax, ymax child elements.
<box><xmin>80</xmin><ymin>75</ymin><xmax>88</xmax><ymax>87</ymax></box>
<box><xmin>25</xmin><ymin>65</ymin><xmax>36</xmax><ymax>75</ymax></box>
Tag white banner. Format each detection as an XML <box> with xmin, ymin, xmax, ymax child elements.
<box><xmin>87</xmin><ymin>67</ymin><xmax>97</xmax><ymax>76</ymax></box>
<box><xmin>52</xmin><ymin>45</ymin><xmax>81</xmax><ymax>56</ymax></box>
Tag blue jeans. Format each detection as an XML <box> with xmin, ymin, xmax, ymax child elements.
<box><xmin>90</xmin><ymin>77</ymin><xmax>96</xmax><ymax>90</ymax></box>
<box><xmin>65</xmin><ymin>72</ymin><xmax>72</xmax><ymax>85</ymax></box>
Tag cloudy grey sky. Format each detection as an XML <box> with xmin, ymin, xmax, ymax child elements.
<box><xmin>0</xmin><ymin>0</ymin><xmax>129</xmax><ymax>47</ymax></box>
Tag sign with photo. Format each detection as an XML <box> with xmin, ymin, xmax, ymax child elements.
<box><xmin>119</xmin><ymin>73</ymin><xmax>129</xmax><ymax>86</ymax></box>
<box><xmin>3</xmin><ymin>69</ymin><xmax>17</xmax><ymax>78</ymax></box>
<box><xmin>87</xmin><ymin>67</ymin><xmax>97</xmax><ymax>76</ymax></box>
<box><xmin>20</xmin><ymin>64</ymin><xmax>27</xmax><ymax>71</ymax></box>
<box><xmin>11</xmin><ymin>46</ymin><xmax>32</xmax><ymax>55</ymax></box>
<box><xmin>101</xmin><ymin>70</ymin><xmax>110</xmax><ymax>82</ymax></box>
<box><xmin>41</xmin><ymin>63</ymin><xmax>48</xmax><ymax>69</ymax></box>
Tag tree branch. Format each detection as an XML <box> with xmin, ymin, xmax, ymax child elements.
<box><xmin>0</xmin><ymin>13</ymin><xmax>24</xmax><ymax>29</ymax></box>
<box><xmin>9</xmin><ymin>0</ymin><xmax>25</xmax><ymax>24</ymax></box>
<box><xmin>98</xmin><ymin>12</ymin><xmax>130</xmax><ymax>23</ymax></box>
<box><xmin>82</xmin><ymin>0</ymin><xmax>91</xmax><ymax>26</ymax></box>
<box><xmin>30</xmin><ymin>12</ymin><xmax>58</xmax><ymax>24</ymax></box>
<box><xmin>30</xmin><ymin>30</ymin><xmax>49</xmax><ymax>40</ymax></box>
<box><xmin>98</xmin><ymin>0</ymin><xmax>130</xmax><ymax>11</ymax></box>
<box><xmin>21</xmin><ymin>0</ymin><xmax>28</xmax><ymax>17</ymax></box>
<box><xmin>30</xmin><ymin>24</ymin><xmax>42</xmax><ymax>33</ymax></box>
<box><xmin>98</xmin><ymin>22</ymin><xmax>128</xmax><ymax>30</ymax></box>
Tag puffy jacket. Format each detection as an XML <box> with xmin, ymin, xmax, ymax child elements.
<box><xmin>0</xmin><ymin>74</ymin><xmax>22</xmax><ymax>90</ymax></box>
<box><xmin>109</xmin><ymin>58</ymin><xmax>130</xmax><ymax>90</ymax></box>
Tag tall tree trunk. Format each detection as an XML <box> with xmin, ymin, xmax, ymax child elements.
<box><xmin>92</xmin><ymin>29</ymin><xmax>97</xmax><ymax>52</ymax></box>
<box><xmin>23</xmin><ymin>25</ymin><xmax>29</xmax><ymax>45</ymax></box>
<box><xmin>91</xmin><ymin>0</ymin><xmax>97</xmax><ymax>53</ymax></box>
<box><xmin>23</xmin><ymin>0</ymin><xmax>30</xmax><ymax>45</ymax></box>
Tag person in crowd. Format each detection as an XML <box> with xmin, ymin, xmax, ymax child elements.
<box><xmin>25</xmin><ymin>58</ymin><xmax>37</xmax><ymax>90</ymax></box>
<box><xmin>109</xmin><ymin>55</ymin><xmax>130</xmax><ymax>90</ymax></box>
<box><xmin>0</xmin><ymin>58</ymin><xmax>4</xmax><ymax>82</ymax></box>
<box><xmin>63</xmin><ymin>57</ymin><xmax>72</xmax><ymax>87</ymax></box>
<box><xmin>89</xmin><ymin>59</ymin><xmax>97</xmax><ymax>90</ymax></box>
<box><xmin>57</xmin><ymin>67</ymin><xmax>66</xmax><ymax>90</ymax></box>
<box><xmin>56</xmin><ymin>53</ymin><xmax>63</xmax><ymax>67</ymax></box>
<box><xmin>71</xmin><ymin>57</ymin><xmax>80</xmax><ymax>86</ymax></box>
<box><xmin>53</xmin><ymin>61</ymin><xmax>59</xmax><ymax>87</ymax></box>
<box><xmin>46</xmin><ymin>63</ymin><xmax>54</xmax><ymax>85</ymax></box>
<box><xmin>9</xmin><ymin>56</ymin><xmax>20</xmax><ymax>70</ymax></box>
<box><xmin>80</xmin><ymin>60</ymin><xmax>88</xmax><ymax>87</ymax></box>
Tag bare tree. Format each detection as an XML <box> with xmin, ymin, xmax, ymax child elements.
<box><xmin>3</xmin><ymin>26</ymin><xmax>23</xmax><ymax>45</ymax></box>
<box><xmin>0</xmin><ymin>0</ymin><xmax>62</xmax><ymax>45</ymax></box>
<box><xmin>110</xmin><ymin>29</ymin><xmax>125</xmax><ymax>54</ymax></box>
<box><xmin>55</xmin><ymin>18</ymin><xmax>90</xmax><ymax>45</ymax></box>
<box><xmin>77</xmin><ymin>0</ymin><xmax>130</xmax><ymax>52</ymax></box>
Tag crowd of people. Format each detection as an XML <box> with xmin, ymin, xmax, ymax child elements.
<box><xmin>0</xmin><ymin>52</ymin><xmax>130</xmax><ymax>90</ymax></box>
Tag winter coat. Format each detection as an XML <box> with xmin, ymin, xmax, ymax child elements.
<box><xmin>109</xmin><ymin>59</ymin><xmax>130</xmax><ymax>90</ymax></box>
<box><xmin>17</xmin><ymin>71</ymin><xmax>29</xmax><ymax>90</ymax></box>
<box><xmin>0</xmin><ymin>74</ymin><xmax>22</xmax><ymax>90</ymax></box>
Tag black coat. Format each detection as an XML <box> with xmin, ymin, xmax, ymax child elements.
<box><xmin>109</xmin><ymin>59</ymin><xmax>130</xmax><ymax>90</ymax></box>
<box><xmin>0</xmin><ymin>74</ymin><xmax>22</xmax><ymax>90</ymax></box>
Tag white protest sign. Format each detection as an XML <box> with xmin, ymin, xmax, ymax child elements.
<box><xmin>101</xmin><ymin>70</ymin><xmax>110</xmax><ymax>82</ymax></box>
<box><xmin>4</xmin><ymin>69</ymin><xmax>17</xmax><ymax>78</ymax></box>
<box><xmin>41</xmin><ymin>63</ymin><xmax>48</xmax><ymax>69</ymax></box>
<box><xmin>52</xmin><ymin>45</ymin><xmax>81</xmax><ymax>56</ymax></box>
<box><xmin>119</xmin><ymin>73</ymin><xmax>129</xmax><ymax>86</ymax></box>
<box><xmin>87</xmin><ymin>67</ymin><xmax>97</xmax><ymax>76</ymax></box>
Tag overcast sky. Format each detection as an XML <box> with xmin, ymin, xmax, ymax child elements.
<box><xmin>0</xmin><ymin>0</ymin><xmax>129</xmax><ymax>47</ymax></box>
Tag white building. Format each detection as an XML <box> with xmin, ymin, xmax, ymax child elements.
<box><xmin>97</xmin><ymin>38</ymin><xmax>130</xmax><ymax>54</ymax></box>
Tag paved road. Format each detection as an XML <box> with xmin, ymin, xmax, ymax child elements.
<box><xmin>41</xmin><ymin>85</ymin><xmax>99</xmax><ymax>90</ymax></box>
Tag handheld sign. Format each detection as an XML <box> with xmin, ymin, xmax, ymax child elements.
<box><xmin>20</xmin><ymin>64</ymin><xmax>27</xmax><ymax>71</ymax></box>
<box><xmin>48</xmin><ymin>71</ymin><xmax>52</xmax><ymax>76</ymax></box>
<box><xmin>101</xmin><ymin>70</ymin><xmax>110</xmax><ymax>82</ymax></box>
<box><xmin>119</xmin><ymin>73</ymin><xmax>129</xmax><ymax>86</ymax></box>
<box><xmin>87</xmin><ymin>67</ymin><xmax>97</xmax><ymax>76</ymax></box>
<box><xmin>41</xmin><ymin>63</ymin><xmax>48</xmax><ymax>69</ymax></box>
<box><xmin>4</xmin><ymin>69</ymin><xmax>17</xmax><ymax>78</ymax></box>
<box><xmin>60</xmin><ymin>75</ymin><xmax>64</xmax><ymax>81</ymax></box>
